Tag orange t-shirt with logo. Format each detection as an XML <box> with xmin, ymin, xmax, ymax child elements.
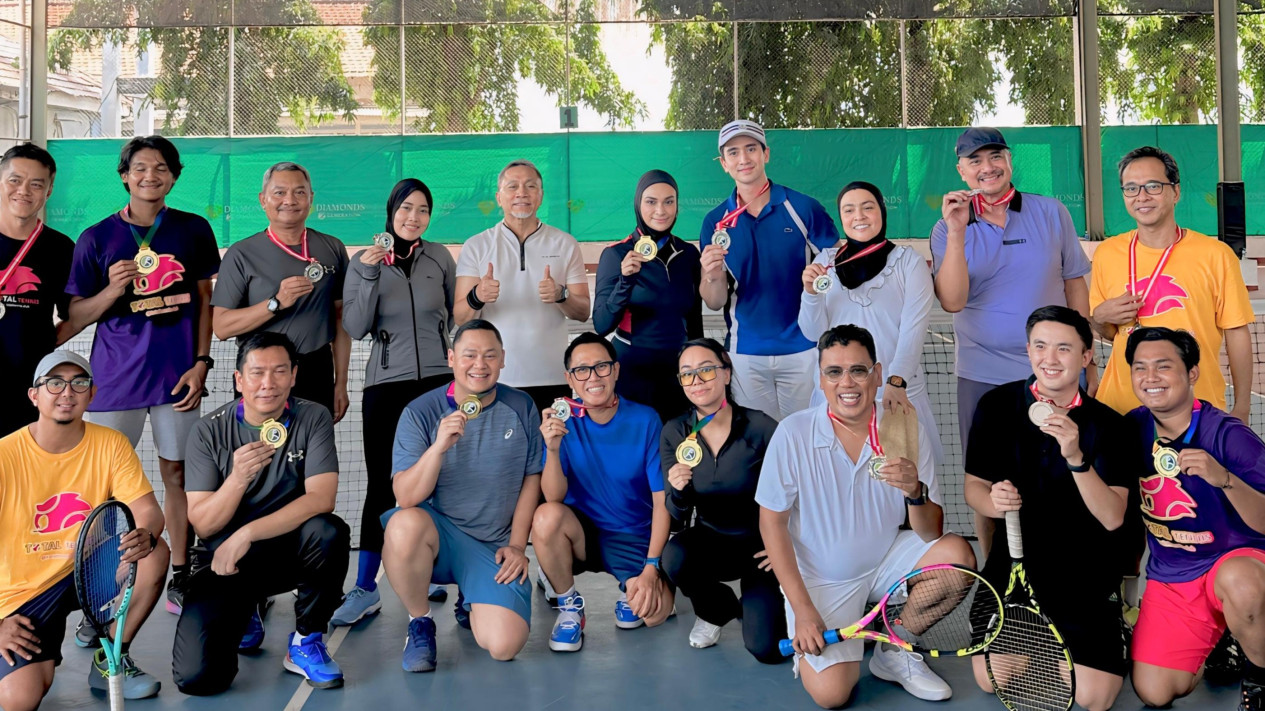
<box><xmin>0</xmin><ymin>423</ymin><xmax>153</xmax><ymax>617</ymax></box>
<box><xmin>1090</xmin><ymin>229</ymin><xmax>1254</xmax><ymax>414</ymax></box>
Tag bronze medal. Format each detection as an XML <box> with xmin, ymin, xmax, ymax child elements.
<box><xmin>135</xmin><ymin>248</ymin><xmax>160</xmax><ymax>275</ymax></box>
<box><xmin>1153</xmin><ymin>446</ymin><xmax>1180</xmax><ymax>478</ymax></box>
<box><xmin>549</xmin><ymin>398</ymin><xmax>571</xmax><ymax>421</ymax></box>
<box><xmin>675</xmin><ymin>438</ymin><xmax>703</xmax><ymax>468</ymax></box>
<box><xmin>459</xmin><ymin>394</ymin><xmax>482</xmax><ymax>419</ymax></box>
<box><xmin>260</xmin><ymin>418</ymin><xmax>288</xmax><ymax>449</ymax></box>
<box><xmin>633</xmin><ymin>235</ymin><xmax>658</xmax><ymax>261</ymax></box>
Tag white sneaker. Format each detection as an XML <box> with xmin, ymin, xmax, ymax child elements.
<box><xmin>688</xmin><ymin>618</ymin><xmax>722</xmax><ymax>649</ymax></box>
<box><xmin>867</xmin><ymin>643</ymin><xmax>952</xmax><ymax>701</ymax></box>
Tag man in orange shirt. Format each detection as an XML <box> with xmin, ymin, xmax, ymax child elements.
<box><xmin>1090</xmin><ymin>146</ymin><xmax>1253</xmax><ymax>422</ymax></box>
<box><xmin>0</xmin><ymin>351</ymin><xmax>168</xmax><ymax>711</ymax></box>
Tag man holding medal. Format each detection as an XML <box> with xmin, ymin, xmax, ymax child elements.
<box><xmin>381</xmin><ymin>319</ymin><xmax>542</xmax><ymax>670</ymax></box>
<box><xmin>533</xmin><ymin>332</ymin><xmax>673</xmax><ymax>652</ymax></box>
<box><xmin>699</xmin><ymin>120</ymin><xmax>839</xmax><ymax>421</ymax></box>
<box><xmin>963</xmin><ymin>306</ymin><xmax>1137</xmax><ymax>711</ymax></box>
<box><xmin>757</xmin><ymin>324</ymin><xmax>967</xmax><ymax>707</ymax></box>
<box><xmin>1090</xmin><ymin>146</ymin><xmax>1253</xmax><ymax>422</ymax></box>
<box><xmin>0</xmin><ymin>144</ymin><xmax>76</xmax><ymax>438</ymax></box>
<box><xmin>211</xmin><ymin>162</ymin><xmax>351</xmax><ymax>422</ymax></box>
<box><xmin>174</xmin><ymin>332</ymin><xmax>349</xmax><ymax>695</ymax></box>
<box><xmin>1122</xmin><ymin>327</ymin><xmax>1265</xmax><ymax>711</ymax></box>
<box><xmin>65</xmin><ymin>136</ymin><xmax>220</xmax><ymax>617</ymax></box>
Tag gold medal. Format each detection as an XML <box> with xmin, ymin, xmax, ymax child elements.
<box><xmin>868</xmin><ymin>455</ymin><xmax>887</xmax><ymax>481</ymax></box>
<box><xmin>1028</xmin><ymin>401</ymin><xmax>1055</xmax><ymax>427</ymax></box>
<box><xmin>459</xmin><ymin>394</ymin><xmax>482</xmax><ymax>419</ymax></box>
<box><xmin>712</xmin><ymin>229</ymin><xmax>731</xmax><ymax>249</ymax></box>
<box><xmin>135</xmin><ymin>248</ymin><xmax>159</xmax><ymax>275</ymax></box>
<box><xmin>633</xmin><ymin>235</ymin><xmax>658</xmax><ymax>261</ymax></box>
<box><xmin>1153</xmin><ymin>446</ymin><xmax>1180</xmax><ymax>478</ymax></box>
<box><xmin>374</xmin><ymin>232</ymin><xmax>394</xmax><ymax>251</ymax></box>
<box><xmin>675</xmin><ymin>438</ymin><xmax>703</xmax><ymax>468</ymax></box>
<box><xmin>549</xmin><ymin>398</ymin><xmax>571</xmax><ymax>421</ymax></box>
<box><xmin>304</xmin><ymin>262</ymin><xmax>325</xmax><ymax>283</ymax></box>
<box><xmin>260</xmin><ymin>418</ymin><xmax>288</xmax><ymax>449</ymax></box>
<box><xmin>812</xmin><ymin>273</ymin><xmax>834</xmax><ymax>294</ymax></box>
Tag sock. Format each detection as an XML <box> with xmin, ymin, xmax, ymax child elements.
<box><xmin>409</xmin><ymin>610</ymin><xmax>433</xmax><ymax>621</ymax></box>
<box><xmin>1247</xmin><ymin>659</ymin><xmax>1265</xmax><ymax>686</ymax></box>
<box><xmin>120</xmin><ymin>641</ymin><xmax>130</xmax><ymax>656</ymax></box>
<box><xmin>173</xmin><ymin>563</ymin><xmax>190</xmax><ymax>575</ymax></box>
<box><xmin>558</xmin><ymin>586</ymin><xmax>576</xmax><ymax>601</ymax></box>
<box><xmin>292</xmin><ymin>630</ymin><xmax>319</xmax><ymax>645</ymax></box>
<box><xmin>356</xmin><ymin>552</ymin><xmax>381</xmax><ymax>592</ymax></box>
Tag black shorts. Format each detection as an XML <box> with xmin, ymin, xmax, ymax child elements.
<box><xmin>973</xmin><ymin>583</ymin><xmax>1128</xmax><ymax>677</ymax></box>
<box><xmin>0</xmin><ymin>575</ymin><xmax>79</xmax><ymax>682</ymax></box>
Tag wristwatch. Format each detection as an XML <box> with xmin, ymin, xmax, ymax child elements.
<box><xmin>905</xmin><ymin>481</ymin><xmax>929</xmax><ymax>506</ymax></box>
<box><xmin>886</xmin><ymin>375</ymin><xmax>907</xmax><ymax>389</ymax></box>
<box><xmin>267</xmin><ymin>296</ymin><xmax>281</xmax><ymax>313</ymax></box>
<box><xmin>194</xmin><ymin>355</ymin><xmax>215</xmax><ymax>370</ymax></box>
<box><xmin>555</xmin><ymin>285</ymin><xmax>569</xmax><ymax>304</ymax></box>
<box><xmin>1067</xmin><ymin>459</ymin><xmax>1092</xmax><ymax>473</ymax></box>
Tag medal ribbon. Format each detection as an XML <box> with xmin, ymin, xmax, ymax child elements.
<box><xmin>826</xmin><ymin>405</ymin><xmax>883</xmax><ymax>457</ymax></box>
<box><xmin>0</xmin><ymin>220</ymin><xmax>44</xmax><ymax>293</ymax></box>
<box><xmin>635</xmin><ymin>229</ymin><xmax>669</xmax><ymax>251</ymax></box>
<box><xmin>1128</xmin><ymin>224</ymin><xmax>1184</xmax><ymax>311</ymax></box>
<box><xmin>686</xmin><ymin>399</ymin><xmax>727</xmax><ymax>441</ymax></box>
<box><xmin>267</xmin><ymin>226</ymin><xmax>314</xmax><ymax>265</ymax></box>
<box><xmin>831</xmin><ymin>239</ymin><xmax>889</xmax><ymax>268</ymax></box>
<box><xmin>123</xmin><ymin>205</ymin><xmax>166</xmax><ymax>250</ymax></box>
<box><xmin>1028</xmin><ymin>380</ymin><xmax>1083</xmax><ymax>410</ymax></box>
<box><xmin>234</xmin><ymin>398</ymin><xmax>292</xmax><ymax>430</ymax></box>
<box><xmin>971</xmin><ymin>185</ymin><xmax>1017</xmax><ymax>215</ymax></box>
<box><xmin>1151</xmin><ymin>399</ymin><xmax>1203</xmax><ymax>451</ymax></box>
<box><xmin>714</xmin><ymin>181</ymin><xmax>771</xmax><ymax>231</ymax></box>
<box><xmin>384</xmin><ymin>238</ymin><xmax>419</xmax><ymax>267</ymax></box>
<box><xmin>557</xmin><ymin>396</ymin><xmax>589</xmax><ymax>418</ymax></box>
<box><xmin>447</xmin><ymin>381</ymin><xmax>497</xmax><ymax>412</ymax></box>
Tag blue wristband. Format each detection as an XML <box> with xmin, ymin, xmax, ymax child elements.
<box><xmin>644</xmin><ymin>557</ymin><xmax>660</xmax><ymax>568</ymax></box>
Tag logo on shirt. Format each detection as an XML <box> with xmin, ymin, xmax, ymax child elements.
<box><xmin>1133</xmin><ymin>275</ymin><xmax>1189</xmax><ymax>319</ymax></box>
<box><xmin>32</xmin><ymin>492</ymin><xmax>92</xmax><ymax>534</ymax></box>
<box><xmin>287</xmin><ymin>450</ymin><xmax>305</xmax><ymax>462</ymax></box>
<box><xmin>504</xmin><ymin>429</ymin><xmax>514</xmax><ymax>439</ymax></box>
<box><xmin>132</xmin><ymin>254</ymin><xmax>185</xmax><ymax>296</ymax></box>
<box><xmin>1140</xmin><ymin>474</ymin><xmax>1198</xmax><ymax>521</ymax></box>
<box><xmin>0</xmin><ymin>266</ymin><xmax>39</xmax><ymax>295</ymax></box>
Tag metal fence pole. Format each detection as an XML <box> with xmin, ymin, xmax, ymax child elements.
<box><xmin>32</xmin><ymin>0</ymin><xmax>47</xmax><ymax>145</ymax></box>
<box><xmin>1074</xmin><ymin>0</ymin><xmax>1105</xmax><ymax>240</ymax></box>
<box><xmin>227</xmin><ymin>29</ymin><xmax>235</xmax><ymax>137</ymax></box>
<box><xmin>1215</xmin><ymin>0</ymin><xmax>1241</xmax><ymax>182</ymax></box>
<box><xmin>732</xmin><ymin>21</ymin><xmax>739</xmax><ymax>119</ymax></box>
<box><xmin>899</xmin><ymin>20</ymin><xmax>908</xmax><ymax>128</ymax></box>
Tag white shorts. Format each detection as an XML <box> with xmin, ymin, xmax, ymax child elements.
<box><xmin>786</xmin><ymin>530</ymin><xmax>940</xmax><ymax>676</ymax></box>
<box><xmin>86</xmin><ymin>404</ymin><xmax>200</xmax><ymax>462</ymax></box>
<box><xmin>730</xmin><ymin>349</ymin><xmax>817</xmax><ymax>421</ymax></box>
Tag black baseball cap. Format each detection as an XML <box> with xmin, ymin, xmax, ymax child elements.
<box><xmin>955</xmin><ymin>127</ymin><xmax>1009</xmax><ymax>158</ymax></box>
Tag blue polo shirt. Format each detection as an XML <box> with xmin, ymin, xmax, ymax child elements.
<box><xmin>547</xmin><ymin>398</ymin><xmax>663</xmax><ymax>537</ymax></box>
<box><xmin>700</xmin><ymin>183</ymin><xmax>839</xmax><ymax>356</ymax></box>
<box><xmin>930</xmin><ymin>191</ymin><xmax>1090</xmax><ymax>385</ymax></box>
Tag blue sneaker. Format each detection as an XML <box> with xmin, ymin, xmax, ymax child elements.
<box><xmin>428</xmin><ymin>583</ymin><xmax>448</xmax><ymax>602</ymax></box>
<box><xmin>331</xmin><ymin>586</ymin><xmax>382</xmax><ymax>627</ymax></box>
<box><xmin>549</xmin><ymin>592</ymin><xmax>586</xmax><ymax>652</ymax></box>
<box><xmin>239</xmin><ymin>608</ymin><xmax>265</xmax><ymax>652</ymax></box>
<box><xmin>614</xmin><ymin>592</ymin><xmax>644</xmax><ymax>629</ymax></box>
<box><xmin>453</xmin><ymin>591</ymin><xmax>470</xmax><ymax>630</ymax></box>
<box><xmin>283</xmin><ymin>632</ymin><xmax>344</xmax><ymax>689</ymax></box>
<box><xmin>402</xmin><ymin>616</ymin><xmax>437</xmax><ymax>673</ymax></box>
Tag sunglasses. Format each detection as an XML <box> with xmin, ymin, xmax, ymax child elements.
<box><xmin>677</xmin><ymin>365</ymin><xmax>728</xmax><ymax>387</ymax></box>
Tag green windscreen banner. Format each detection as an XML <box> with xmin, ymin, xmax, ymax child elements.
<box><xmin>46</xmin><ymin>126</ymin><xmax>1260</xmax><ymax>247</ymax></box>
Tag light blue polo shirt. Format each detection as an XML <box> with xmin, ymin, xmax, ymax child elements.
<box><xmin>930</xmin><ymin>191</ymin><xmax>1090</xmax><ymax>385</ymax></box>
<box><xmin>700</xmin><ymin>183</ymin><xmax>839</xmax><ymax>356</ymax></box>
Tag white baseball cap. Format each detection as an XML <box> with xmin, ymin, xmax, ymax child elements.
<box><xmin>32</xmin><ymin>350</ymin><xmax>93</xmax><ymax>386</ymax></box>
<box><xmin>718</xmin><ymin>119</ymin><xmax>766</xmax><ymax>150</ymax></box>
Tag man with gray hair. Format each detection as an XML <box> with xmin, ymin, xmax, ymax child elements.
<box><xmin>211</xmin><ymin>162</ymin><xmax>351</xmax><ymax>424</ymax></box>
<box><xmin>454</xmin><ymin>159</ymin><xmax>590</xmax><ymax>411</ymax></box>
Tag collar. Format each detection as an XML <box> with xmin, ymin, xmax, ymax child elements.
<box><xmin>1022</xmin><ymin>375</ymin><xmax>1085</xmax><ymax>410</ymax></box>
<box><xmin>967</xmin><ymin>189</ymin><xmax>1024</xmax><ymax>225</ymax></box>
<box><xmin>499</xmin><ymin>220</ymin><xmax>545</xmax><ymax>242</ymax></box>
<box><xmin>725</xmin><ymin>181</ymin><xmax>785</xmax><ymax>217</ymax></box>
<box><xmin>812</xmin><ymin>403</ymin><xmax>881</xmax><ymax>450</ymax></box>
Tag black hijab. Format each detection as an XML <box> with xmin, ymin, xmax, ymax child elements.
<box><xmin>385</xmin><ymin>178</ymin><xmax>434</xmax><ymax>262</ymax></box>
<box><xmin>834</xmin><ymin>181</ymin><xmax>895</xmax><ymax>290</ymax></box>
<box><xmin>633</xmin><ymin>170</ymin><xmax>679</xmax><ymax>241</ymax></box>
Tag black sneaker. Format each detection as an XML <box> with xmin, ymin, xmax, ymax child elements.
<box><xmin>1208</xmin><ymin>630</ymin><xmax>1246</xmax><ymax>685</ymax></box>
<box><xmin>453</xmin><ymin>592</ymin><xmax>470</xmax><ymax>630</ymax></box>
<box><xmin>1240</xmin><ymin>679</ymin><xmax>1263</xmax><ymax>711</ymax></box>
<box><xmin>166</xmin><ymin>569</ymin><xmax>189</xmax><ymax>615</ymax></box>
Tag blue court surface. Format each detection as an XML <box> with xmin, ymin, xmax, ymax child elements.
<box><xmin>41</xmin><ymin>550</ymin><xmax>1240</xmax><ymax>711</ymax></box>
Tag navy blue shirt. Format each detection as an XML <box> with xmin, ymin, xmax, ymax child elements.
<box><xmin>700</xmin><ymin>183</ymin><xmax>838</xmax><ymax>355</ymax></box>
<box><xmin>593</xmin><ymin>234</ymin><xmax>703</xmax><ymax>351</ymax></box>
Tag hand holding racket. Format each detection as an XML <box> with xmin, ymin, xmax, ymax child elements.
<box><xmin>74</xmin><ymin>502</ymin><xmax>139</xmax><ymax>711</ymax></box>
<box><xmin>778</xmin><ymin>564</ymin><xmax>1003</xmax><ymax>658</ymax></box>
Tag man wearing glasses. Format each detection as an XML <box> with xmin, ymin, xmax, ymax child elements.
<box><xmin>1090</xmin><ymin>146</ymin><xmax>1253</xmax><ymax>421</ymax></box>
<box><xmin>758</xmin><ymin>325</ymin><xmax>970</xmax><ymax>707</ymax></box>
<box><xmin>533</xmin><ymin>332</ymin><xmax>674</xmax><ymax>653</ymax></box>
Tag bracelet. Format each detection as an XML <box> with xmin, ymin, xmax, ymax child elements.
<box><xmin>1067</xmin><ymin>459</ymin><xmax>1091</xmax><ymax>474</ymax></box>
<box><xmin>644</xmin><ymin>557</ymin><xmax>661</xmax><ymax>568</ymax></box>
<box><xmin>1218</xmin><ymin>472</ymin><xmax>1234</xmax><ymax>490</ymax></box>
<box><xmin>465</xmin><ymin>288</ymin><xmax>486</xmax><ymax>311</ymax></box>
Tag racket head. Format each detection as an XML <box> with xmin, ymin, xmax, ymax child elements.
<box><xmin>73</xmin><ymin>501</ymin><xmax>137</xmax><ymax>638</ymax></box>
<box><xmin>985</xmin><ymin>602</ymin><xmax>1076</xmax><ymax>711</ymax></box>
<box><xmin>879</xmin><ymin>563</ymin><xmax>1003</xmax><ymax>656</ymax></box>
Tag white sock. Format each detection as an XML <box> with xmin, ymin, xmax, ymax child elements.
<box><xmin>409</xmin><ymin>610</ymin><xmax>433</xmax><ymax>621</ymax></box>
<box><xmin>559</xmin><ymin>586</ymin><xmax>576</xmax><ymax>601</ymax></box>
<box><xmin>291</xmin><ymin>631</ymin><xmax>309</xmax><ymax>645</ymax></box>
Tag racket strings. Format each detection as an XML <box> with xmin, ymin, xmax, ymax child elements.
<box><xmin>884</xmin><ymin>568</ymin><xmax>1000</xmax><ymax>653</ymax></box>
<box><xmin>987</xmin><ymin>606</ymin><xmax>1075</xmax><ymax>711</ymax></box>
<box><xmin>80</xmin><ymin>509</ymin><xmax>129</xmax><ymax>629</ymax></box>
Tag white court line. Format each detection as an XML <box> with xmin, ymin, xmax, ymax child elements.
<box><xmin>283</xmin><ymin>569</ymin><xmax>383</xmax><ymax>711</ymax></box>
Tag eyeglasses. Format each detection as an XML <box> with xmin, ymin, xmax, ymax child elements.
<box><xmin>821</xmin><ymin>365</ymin><xmax>874</xmax><ymax>383</ymax></box>
<box><xmin>677</xmin><ymin>365</ymin><xmax>727</xmax><ymax>387</ymax></box>
<box><xmin>1121</xmin><ymin>181</ymin><xmax>1176</xmax><ymax>197</ymax></box>
<box><xmin>36</xmin><ymin>376</ymin><xmax>93</xmax><ymax>394</ymax></box>
<box><xmin>567</xmin><ymin>360</ymin><xmax>615</xmax><ymax>381</ymax></box>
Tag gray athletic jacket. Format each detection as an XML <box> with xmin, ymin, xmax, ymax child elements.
<box><xmin>342</xmin><ymin>241</ymin><xmax>456</xmax><ymax>388</ymax></box>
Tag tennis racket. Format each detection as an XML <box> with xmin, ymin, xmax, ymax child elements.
<box><xmin>985</xmin><ymin>510</ymin><xmax>1076</xmax><ymax>711</ymax></box>
<box><xmin>74</xmin><ymin>501</ymin><xmax>138</xmax><ymax>711</ymax></box>
<box><xmin>778</xmin><ymin>563</ymin><xmax>1003</xmax><ymax>657</ymax></box>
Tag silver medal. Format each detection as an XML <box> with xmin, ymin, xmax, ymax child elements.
<box><xmin>812</xmin><ymin>273</ymin><xmax>834</xmax><ymax>294</ymax></box>
<box><xmin>373</xmin><ymin>232</ymin><xmax>393</xmax><ymax>251</ymax></box>
<box><xmin>304</xmin><ymin>262</ymin><xmax>325</xmax><ymax>283</ymax></box>
<box><xmin>712</xmin><ymin>229</ymin><xmax>731</xmax><ymax>250</ymax></box>
<box><xmin>550</xmin><ymin>399</ymin><xmax>572</xmax><ymax>422</ymax></box>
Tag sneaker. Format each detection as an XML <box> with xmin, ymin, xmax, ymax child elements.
<box><xmin>402</xmin><ymin>616</ymin><xmax>437</xmax><ymax>672</ymax></box>
<box><xmin>283</xmin><ymin>632</ymin><xmax>344</xmax><ymax>689</ymax></box>
<box><xmin>428</xmin><ymin>583</ymin><xmax>448</xmax><ymax>602</ymax></box>
<box><xmin>239</xmin><ymin>607</ymin><xmax>265</xmax><ymax>652</ymax></box>
<box><xmin>166</xmin><ymin>570</ymin><xmax>189</xmax><ymax>616</ymax></box>
<box><xmin>549</xmin><ymin>592</ymin><xmax>586</xmax><ymax>652</ymax></box>
<box><xmin>614</xmin><ymin>592</ymin><xmax>644</xmax><ymax>630</ymax></box>
<box><xmin>89</xmin><ymin>648</ymin><xmax>161</xmax><ymax>699</ymax></box>
<box><xmin>1208</xmin><ymin>630</ymin><xmax>1246</xmax><ymax>685</ymax></box>
<box><xmin>74</xmin><ymin>616</ymin><xmax>100</xmax><ymax>649</ymax></box>
<box><xmin>1242</xmin><ymin>679</ymin><xmax>1264</xmax><ymax>711</ymax></box>
<box><xmin>453</xmin><ymin>591</ymin><xmax>470</xmax><ymax>630</ymax></box>
<box><xmin>689</xmin><ymin>618</ymin><xmax>722</xmax><ymax>649</ymax></box>
<box><xmin>330</xmin><ymin>586</ymin><xmax>382</xmax><ymax>627</ymax></box>
<box><xmin>868</xmin><ymin>642</ymin><xmax>952</xmax><ymax>701</ymax></box>
<box><xmin>536</xmin><ymin>565</ymin><xmax>559</xmax><ymax>605</ymax></box>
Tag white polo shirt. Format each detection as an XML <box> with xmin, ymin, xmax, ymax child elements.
<box><xmin>755</xmin><ymin>404</ymin><xmax>941</xmax><ymax>586</ymax></box>
<box><xmin>456</xmin><ymin>221</ymin><xmax>588</xmax><ymax>387</ymax></box>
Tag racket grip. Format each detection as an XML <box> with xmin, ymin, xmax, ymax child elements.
<box><xmin>778</xmin><ymin>629</ymin><xmax>843</xmax><ymax>657</ymax></box>
<box><xmin>1005</xmin><ymin>510</ymin><xmax>1023</xmax><ymax>560</ymax></box>
<box><xmin>109</xmin><ymin>673</ymin><xmax>124</xmax><ymax>710</ymax></box>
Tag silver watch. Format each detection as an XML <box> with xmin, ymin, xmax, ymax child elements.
<box><xmin>267</xmin><ymin>296</ymin><xmax>281</xmax><ymax>313</ymax></box>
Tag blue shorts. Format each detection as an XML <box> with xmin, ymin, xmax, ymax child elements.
<box><xmin>570</xmin><ymin>506</ymin><xmax>652</xmax><ymax>590</ymax></box>
<box><xmin>382</xmin><ymin>503</ymin><xmax>532</xmax><ymax>625</ymax></box>
<box><xmin>0</xmin><ymin>576</ymin><xmax>78</xmax><ymax>682</ymax></box>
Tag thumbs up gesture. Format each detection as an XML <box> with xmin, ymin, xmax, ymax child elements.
<box><xmin>477</xmin><ymin>263</ymin><xmax>500</xmax><ymax>304</ymax></box>
<box><xmin>538</xmin><ymin>264</ymin><xmax>562</xmax><ymax>303</ymax></box>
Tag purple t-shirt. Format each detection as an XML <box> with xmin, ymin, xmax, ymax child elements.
<box><xmin>1127</xmin><ymin>401</ymin><xmax>1265</xmax><ymax>583</ymax></box>
<box><xmin>67</xmin><ymin>208</ymin><xmax>220</xmax><ymax>411</ymax></box>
